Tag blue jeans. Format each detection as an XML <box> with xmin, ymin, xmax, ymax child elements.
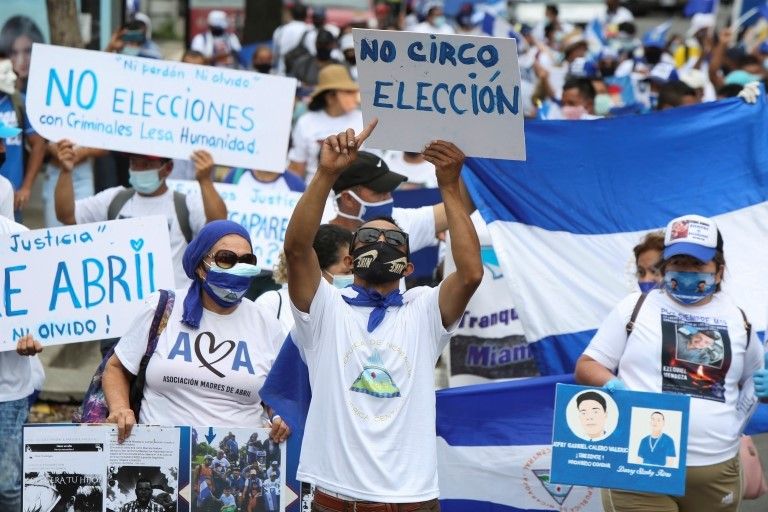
<box><xmin>0</xmin><ymin>397</ymin><xmax>28</xmax><ymax>511</ymax></box>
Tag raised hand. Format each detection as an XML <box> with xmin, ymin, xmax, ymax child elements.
<box><xmin>423</xmin><ymin>140</ymin><xmax>466</xmax><ymax>187</ymax></box>
<box><xmin>191</xmin><ymin>149</ymin><xmax>215</xmax><ymax>182</ymax></box>
<box><xmin>317</xmin><ymin>118</ymin><xmax>378</xmax><ymax>177</ymax></box>
<box><xmin>56</xmin><ymin>139</ymin><xmax>77</xmax><ymax>173</ymax></box>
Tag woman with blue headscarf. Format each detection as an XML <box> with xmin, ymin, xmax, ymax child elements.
<box><xmin>102</xmin><ymin>220</ymin><xmax>289</xmax><ymax>443</ymax></box>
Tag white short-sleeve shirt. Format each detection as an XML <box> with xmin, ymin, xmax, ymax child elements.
<box><xmin>290</xmin><ymin>279</ymin><xmax>455</xmax><ymax>501</ymax></box>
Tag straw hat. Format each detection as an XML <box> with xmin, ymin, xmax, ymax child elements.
<box><xmin>310</xmin><ymin>64</ymin><xmax>358</xmax><ymax>100</ymax></box>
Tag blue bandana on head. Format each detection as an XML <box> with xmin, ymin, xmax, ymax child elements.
<box><xmin>181</xmin><ymin>220</ymin><xmax>252</xmax><ymax>328</ymax></box>
<box><xmin>342</xmin><ymin>284</ymin><xmax>403</xmax><ymax>332</ymax></box>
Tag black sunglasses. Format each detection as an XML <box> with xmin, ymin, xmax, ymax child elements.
<box><xmin>207</xmin><ymin>250</ymin><xmax>258</xmax><ymax>269</ymax></box>
<box><xmin>353</xmin><ymin>227</ymin><xmax>409</xmax><ymax>248</ymax></box>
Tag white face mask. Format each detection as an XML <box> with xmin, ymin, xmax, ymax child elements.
<box><xmin>128</xmin><ymin>168</ymin><xmax>164</xmax><ymax>195</ymax></box>
<box><xmin>335</xmin><ymin>189</ymin><xmax>394</xmax><ymax>222</ymax></box>
<box><xmin>325</xmin><ymin>270</ymin><xmax>353</xmax><ymax>288</ymax></box>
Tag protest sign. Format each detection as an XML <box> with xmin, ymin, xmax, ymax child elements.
<box><xmin>550</xmin><ymin>384</ymin><xmax>690</xmax><ymax>496</ymax></box>
<box><xmin>0</xmin><ymin>216</ymin><xmax>174</xmax><ymax>351</ymax></box>
<box><xmin>353</xmin><ymin>29</ymin><xmax>525</xmax><ymax>160</ymax></box>
<box><xmin>168</xmin><ymin>179</ymin><xmax>301</xmax><ymax>270</ymax></box>
<box><xmin>25</xmin><ymin>43</ymin><xmax>296</xmax><ymax>171</ymax></box>
<box><xmin>23</xmin><ymin>424</ymin><xmax>291</xmax><ymax>512</ymax></box>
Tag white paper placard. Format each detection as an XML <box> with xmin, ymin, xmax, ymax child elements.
<box><xmin>0</xmin><ymin>216</ymin><xmax>174</xmax><ymax>350</ymax></box>
<box><xmin>26</xmin><ymin>43</ymin><xmax>297</xmax><ymax>171</ymax></box>
<box><xmin>353</xmin><ymin>29</ymin><xmax>526</xmax><ymax>160</ymax></box>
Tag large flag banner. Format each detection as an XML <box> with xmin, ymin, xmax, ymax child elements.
<box><xmin>0</xmin><ymin>216</ymin><xmax>174</xmax><ymax>351</ymax></box>
<box><xmin>463</xmin><ymin>96</ymin><xmax>768</xmax><ymax>376</ymax></box>
<box><xmin>550</xmin><ymin>384</ymin><xmax>690</xmax><ymax>496</ymax></box>
<box><xmin>353</xmin><ymin>29</ymin><xmax>525</xmax><ymax>160</ymax></box>
<box><xmin>26</xmin><ymin>44</ymin><xmax>296</xmax><ymax>171</ymax></box>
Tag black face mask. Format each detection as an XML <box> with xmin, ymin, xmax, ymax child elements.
<box><xmin>351</xmin><ymin>242</ymin><xmax>409</xmax><ymax>284</ymax></box>
<box><xmin>317</xmin><ymin>48</ymin><xmax>333</xmax><ymax>61</ymax></box>
<box><xmin>254</xmin><ymin>64</ymin><xmax>271</xmax><ymax>74</ymax></box>
<box><xmin>210</xmin><ymin>26</ymin><xmax>225</xmax><ymax>37</ymax></box>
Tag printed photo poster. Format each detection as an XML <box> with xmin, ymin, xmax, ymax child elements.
<box><xmin>660</xmin><ymin>306</ymin><xmax>732</xmax><ymax>401</ymax></box>
<box><xmin>23</xmin><ymin>424</ymin><xmax>109</xmax><ymax>512</ymax></box>
<box><xmin>0</xmin><ymin>1</ymin><xmax>50</xmax><ymax>81</ymax></box>
<box><xmin>550</xmin><ymin>384</ymin><xmax>690</xmax><ymax>496</ymax></box>
<box><xmin>191</xmin><ymin>426</ymin><xmax>288</xmax><ymax>512</ymax></box>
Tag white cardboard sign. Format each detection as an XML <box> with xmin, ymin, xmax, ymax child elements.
<box><xmin>26</xmin><ymin>43</ymin><xmax>297</xmax><ymax>171</ymax></box>
<box><xmin>0</xmin><ymin>216</ymin><xmax>174</xmax><ymax>350</ymax></box>
<box><xmin>353</xmin><ymin>29</ymin><xmax>526</xmax><ymax>160</ymax></box>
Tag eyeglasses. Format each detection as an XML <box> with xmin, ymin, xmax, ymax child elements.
<box><xmin>353</xmin><ymin>227</ymin><xmax>409</xmax><ymax>248</ymax></box>
<box><xmin>207</xmin><ymin>250</ymin><xmax>258</xmax><ymax>269</ymax></box>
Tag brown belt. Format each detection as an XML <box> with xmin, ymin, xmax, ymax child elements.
<box><xmin>313</xmin><ymin>490</ymin><xmax>434</xmax><ymax>512</ymax></box>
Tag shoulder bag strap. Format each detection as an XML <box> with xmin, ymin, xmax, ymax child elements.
<box><xmin>625</xmin><ymin>293</ymin><xmax>648</xmax><ymax>338</ymax></box>
<box><xmin>107</xmin><ymin>188</ymin><xmax>136</xmax><ymax>220</ymax></box>
<box><xmin>173</xmin><ymin>191</ymin><xmax>193</xmax><ymax>243</ymax></box>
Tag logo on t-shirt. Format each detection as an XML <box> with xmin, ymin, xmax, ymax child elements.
<box><xmin>350</xmin><ymin>350</ymin><xmax>401</xmax><ymax>398</ymax></box>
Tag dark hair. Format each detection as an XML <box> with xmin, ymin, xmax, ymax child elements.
<box><xmin>182</xmin><ymin>49</ymin><xmax>206</xmax><ymax>62</ymax></box>
<box><xmin>717</xmin><ymin>83</ymin><xmax>744</xmax><ymax>98</ymax></box>
<box><xmin>657</xmin><ymin>81</ymin><xmax>696</xmax><ymax>111</ymax></box>
<box><xmin>291</xmin><ymin>3</ymin><xmax>308</xmax><ymax>21</ymax></box>
<box><xmin>737</xmin><ymin>54</ymin><xmax>760</xmax><ymax>68</ymax></box>
<box><xmin>633</xmin><ymin>231</ymin><xmax>664</xmax><ymax>262</ymax></box>
<box><xmin>313</xmin><ymin>224</ymin><xmax>353</xmax><ymax>269</ymax></box>
<box><xmin>0</xmin><ymin>15</ymin><xmax>45</xmax><ymax>54</ymax></box>
<box><xmin>308</xmin><ymin>90</ymin><xmax>331</xmax><ymax>111</ymax></box>
<box><xmin>563</xmin><ymin>77</ymin><xmax>596</xmax><ymax>102</ymax></box>
<box><xmin>545</xmin><ymin>4</ymin><xmax>559</xmax><ymax>16</ymax></box>
<box><xmin>360</xmin><ymin>215</ymin><xmax>401</xmax><ymax>229</ymax></box>
<box><xmin>136</xmin><ymin>478</ymin><xmax>153</xmax><ymax>489</ymax></box>
<box><xmin>617</xmin><ymin>22</ymin><xmax>636</xmax><ymax>36</ymax></box>
<box><xmin>644</xmin><ymin>46</ymin><xmax>663</xmax><ymax>65</ymax></box>
<box><xmin>315</xmin><ymin>29</ymin><xmax>335</xmax><ymax>52</ymax></box>
<box><xmin>576</xmin><ymin>391</ymin><xmax>607</xmax><ymax>411</ymax></box>
<box><xmin>125</xmin><ymin>20</ymin><xmax>145</xmax><ymax>32</ymax></box>
<box><xmin>651</xmin><ymin>411</ymin><xmax>665</xmax><ymax>420</ymax></box>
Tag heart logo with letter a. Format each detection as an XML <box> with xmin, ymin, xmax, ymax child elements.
<box><xmin>194</xmin><ymin>332</ymin><xmax>235</xmax><ymax>378</ymax></box>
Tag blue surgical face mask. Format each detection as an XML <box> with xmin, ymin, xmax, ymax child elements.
<box><xmin>337</xmin><ymin>190</ymin><xmax>394</xmax><ymax>222</ymax></box>
<box><xmin>432</xmin><ymin>15</ymin><xmax>447</xmax><ymax>28</ymax></box>
<box><xmin>202</xmin><ymin>262</ymin><xmax>260</xmax><ymax>306</ymax></box>
<box><xmin>638</xmin><ymin>281</ymin><xmax>657</xmax><ymax>294</ymax></box>
<box><xmin>121</xmin><ymin>46</ymin><xmax>142</xmax><ymax>56</ymax></box>
<box><xmin>664</xmin><ymin>270</ymin><xmax>716</xmax><ymax>305</ymax></box>
<box><xmin>129</xmin><ymin>168</ymin><xmax>164</xmax><ymax>195</ymax></box>
<box><xmin>325</xmin><ymin>270</ymin><xmax>353</xmax><ymax>289</ymax></box>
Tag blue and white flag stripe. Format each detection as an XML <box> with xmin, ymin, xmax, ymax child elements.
<box><xmin>464</xmin><ymin>96</ymin><xmax>768</xmax><ymax>376</ymax></box>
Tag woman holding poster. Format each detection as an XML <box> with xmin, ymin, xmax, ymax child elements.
<box><xmin>102</xmin><ymin>220</ymin><xmax>291</xmax><ymax>443</ymax></box>
<box><xmin>575</xmin><ymin>214</ymin><xmax>765</xmax><ymax>512</ymax></box>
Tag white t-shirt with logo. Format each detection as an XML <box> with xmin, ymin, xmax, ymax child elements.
<box><xmin>288</xmin><ymin>109</ymin><xmax>364</xmax><ymax>182</ymax></box>
<box><xmin>584</xmin><ymin>289</ymin><xmax>764</xmax><ymax>466</ymax></box>
<box><xmin>290</xmin><ymin>279</ymin><xmax>456</xmax><ymax>501</ymax></box>
<box><xmin>0</xmin><ymin>217</ymin><xmax>45</xmax><ymax>401</ymax></box>
<box><xmin>74</xmin><ymin>187</ymin><xmax>207</xmax><ymax>288</ymax></box>
<box><xmin>114</xmin><ymin>288</ymin><xmax>284</xmax><ymax>427</ymax></box>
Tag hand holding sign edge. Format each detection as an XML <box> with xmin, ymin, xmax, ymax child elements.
<box><xmin>317</xmin><ymin>118</ymin><xmax>378</xmax><ymax>178</ymax></box>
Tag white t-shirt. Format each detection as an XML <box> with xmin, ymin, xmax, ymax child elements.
<box><xmin>0</xmin><ymin>174</ymin><xmax>13</xmax><ymax>219</ymax></box>
<box><xmin>412</xmin><ymin>22</ymin><xmax>456</xmax><ymax>35</ymax></box>
<box><xmin>190</xmin><ymin>32</ymin><xmax>242</xmax><ymax>59</ymax></box>
<box><xmin>114</xmin><ymin>288</ymin><xmax>284</xmax><ymax>427</ymax></box>
<box><xmin>288</xmin><ymin>109</ymin><xmax>364</xmax><ymax>182</ymax></box>
<box><xmin>603</xmin><ymin>6</ymin><xmax>635</xmax><ymax>26</ymax></box>
<box><xmin>392</xmin><ymin>205</ymin><xmax>437</xmax><ymax>253</ymax></box>
<box><xmin>290</xmin><ymin>279</ymin><xmax>456</xmax><ymax>501</ymax></box>
<box><xmin>0</xmin><ymin>217</ymin><xmax>45</xmax><ymax>400</ymax></box>
<box><xmin>584</xmin><ymin>289</ymin><xmax>764</xmax><ymax>466</ymax></box>
<box><xmin>74</xmin><ymin>187</ymin><xmax>207</xmax><ymax>288</ymax></box>
<box><xmin>255</xmin><ymin>287</ymin><xmax>293</xmax><ymax>338</ymax></box>
<box><xmin>382</xmin><ymin>152</ymin><xmax>437</xmax><ymax>189</ymax></box>
<box><xmin>272</xmin><ymin>21</ymin><xmax>312</xmax><ymax>75</ymax></box>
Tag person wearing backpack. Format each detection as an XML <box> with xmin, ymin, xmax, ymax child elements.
<box><xmin>575</xmin><ymin>214</ymin><xmax>765</xmax><ymax>512</ymax></box>
<box><xmin>272</xmin><ymin>3</ymin><xmax>312</xmax><ymax>76</ymax></box>
<box><xmin>54</xmin><ymin>140</ymin><xmax>227</xmax><ymax>288</ymax></box>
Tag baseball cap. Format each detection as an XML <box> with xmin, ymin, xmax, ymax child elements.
<box><xmin>208</xmin><ymin>10</ymin><xmax>228</xmax><ymax>29</ymax></box>
<box><xmin>0</xmin><ymin>119</ymin><xmax>21</xmax><ymax>139</ymax></box>
<box><xmin>663</xmin><ymin>214</ymin><xmax>721</xmax><ymax>262</ymax></box>
<box><xmin>645</xmin><ymin>62</ymin><xmax>678</xmax><ymax>84</ymax></box>
<box><xmin>332</xmin><ymin>152</ymin><xmax>406</xmax><ymax>194</ymax></box>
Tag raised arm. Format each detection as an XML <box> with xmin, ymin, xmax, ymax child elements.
<box><xmin>424</xmin><ymin>141</ymin><xmax>483</xmax><ymax>327</ymax></box>
<box><xmin>190</xmin><ymin>150</ymin><xmax>227</xmax><ymax>222</ymax></box>
<box><xmin>284</xmin><ymin>119</ymin><xmax>378</xmax><ymax>312</ymax></box>
<box><xmin>54</xmin><ymin>139</ymin><xmax>77</xmax><ymax>225</ymax></box>
<box><xmin>431</xmin><ymin>178</ymin><xmax>476</xmax><ymax>234</ymax></box>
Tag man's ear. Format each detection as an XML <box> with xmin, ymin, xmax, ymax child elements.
<box><xmin>402</xmin><ymin>261</ymin><xmax>415</xmax><ymax>278</ymax></box>
<box><xmin>160</xmin><ymin>160</ymin><xmax>174</xmax><ymax>179</ymax></box>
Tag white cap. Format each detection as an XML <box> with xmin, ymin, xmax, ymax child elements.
<box><xmin>208</xmin><ymin>10</ymin><xmax>228</xmax><ymax>29</ymax></box>
<box><xmin>687</xmin><ymin>13</ymin><xmax>715</xmax><ymax>38</ymax></box>
<box><xmin>679</xmin><ymin>68</ymin><xmax>706</xmax><ymax>90</ymax></box>
<box><xmin>663</xmin><ymin>214</ymin><xmax>720</xmax><ymax>262</ymax></box>
<box><xmin>340</xmin><ymin>33</ymin><xmax>354</xmax><ymax>52</ymax></box>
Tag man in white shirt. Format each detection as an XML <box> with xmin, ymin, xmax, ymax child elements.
<box><xmin>283</xmin><ymin>120</ymin><xmax>482</xmax><ymax>506</ymax></box>
<box><xmin>190</xmin><ymin>10</ymin><xmax>242</xmax><ymax>68</ymax></box>
<box><xmin>272</xmin><ymin>3</ymin><xmax>312</xmax><ymax>76</ymax></box>
<box><xmin>603</xmin><ymin>0</ymin><xmax>634</xmax><ymax>28</ymax></box>
<box><xmin>413</xmin><ymin>2</ymin><xmax>456</xmax><ymax>35</ymax></box>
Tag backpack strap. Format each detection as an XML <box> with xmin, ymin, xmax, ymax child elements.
<box><xmin>128</xmin><ymin>289</ymin><xmax>176</xmax><ymax>418</ymax></box>
<box><xmin>625</xmin><ymin>293</ymin><xmax>648</xmax><ymax>337</ymax></box>
<box><xmin>173</xmin><ymin>191</ymin><xmax>193</xmax><ymax>244</ymax></box>
<box><xmin>276</xmin><ymin>290</ymin><xmax>283</xmax><ymax>320</ymax></box>
<box><xmin>107</xmin><ymin>188</ymin><xmax>136</xmax><ymax>220</ymax></box>
<box><xmin>738</xmin><ymin>307</ymin><xmax>752</xmax><ymax>348</ymax></box>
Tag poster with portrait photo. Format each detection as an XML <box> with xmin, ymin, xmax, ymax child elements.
<box><xmin>627</xmin><ymin>408</ymin><xmax>683</xmax><ymax>468</ymax></box>
<box><xmin>191</xmin><ymin>426</ymin><xmax>286</xmax><ymax>512</ymax></box>
<box><xmin>551</xmin><ymin>384</ymin><xmax>690</xmax><ymax>496</ymax></box>
<box><xmin>0</xmin><ymin>0</ymin><xmax>49</xmax><ymax>92</ymax></box>
<box><xmin>660</xmin><ymin>308</ymin><xmax>732</xmax><ymax>402</ymax></box>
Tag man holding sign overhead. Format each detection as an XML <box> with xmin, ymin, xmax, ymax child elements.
<box><xmin>284</xmin><ymin>118</ymin><xmax>482</xmax><ymax>509</ymax></box>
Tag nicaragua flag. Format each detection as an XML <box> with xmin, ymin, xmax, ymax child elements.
<box><xmin>480</xmin><ymin>12</ymin><xmax>523</xmax><ymax>45</ymax></box>
<box><xmin>684</xmin><ymin>0</ymin><xmax>716</xmax><ymax>16</ymax></box>
<box><xmin>463</xmin><ymin>95</ymin><xmax>768</xmax><ymax>377</ymax></box>
<box><xmin>585</xmin><ymin>18</ymin><xmax>607</xmax><ymax>51</ymax></box>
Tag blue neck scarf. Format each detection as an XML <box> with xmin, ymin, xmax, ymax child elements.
<box><xmin>181</xmin><ymin>220</ymin><xmax>252</xmax><ymax>329</ymax></box>
<box><xmin>342</xmin><ymin>284</ymin><xmax>404</xmax><ymax>332</ymax></box>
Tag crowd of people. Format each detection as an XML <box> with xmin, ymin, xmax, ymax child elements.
<box><xmin>0</xmin><ymin>1</ymin><xmax>768</xmax><ymax>512</ymax></box>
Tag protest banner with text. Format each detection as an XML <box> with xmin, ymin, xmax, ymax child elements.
<box><xmin>353</xmin><ymin>29</ymin><xmax>525</xmax><ymax>160</ymax></box>
<box><xmin>550</xmin><ymin>384</ymin><xmax>690</xmax><ymax>496</ymax></box>
<box><xmin>26</xmin><ymin>44</ymin><xmax>296</xmax><ymax>171</ymax></box>
<box><xmin>0</xmin><ymin>216</ymin><xmax>174</xmax><ymax>351</ymax></box>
